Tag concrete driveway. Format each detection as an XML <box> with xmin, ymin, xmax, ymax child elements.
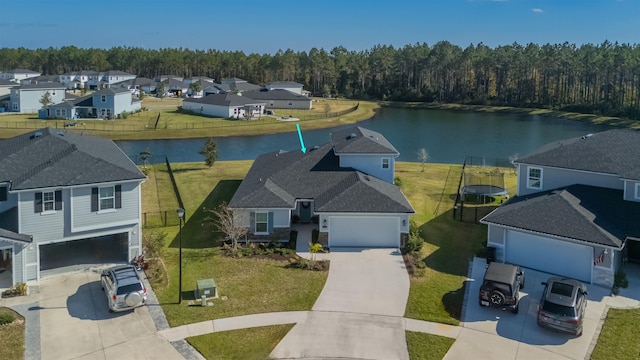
<box><xmin>37</xmin><ymin>267</ymin><xmax>184</xmax><ymax>360</ymax></box>
<box><xmin>447</xmin><ymin>257</ymin><xmax>612</xmax><ymax>360</ymax></box>
<box><xmin>271</xmin><ymin>248</ymin><xmax>410</xmax><ymax>360</ymax></box>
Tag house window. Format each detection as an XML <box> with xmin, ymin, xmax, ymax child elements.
<box><xmin>255</xmin><ymin>212</ymin><xmax>268</xmax><ymax>233</ymax></box>
<box><xmin>101</xmin><ymin>95</ymin><xmax>106</xmax><ymax>103</ymax></box>
<box><xmin>35</xmin><ymin>190</ymin><xmax>62</xmax><ymax>213</ymax></box>
<box><xmin>635</xmin><ymin>183</ymin><xmax>640</xmax><ymax>200</ymax></box>
<box><xmin>288</xmin><ymin>102</ymin><xmax>293</xmax><ymax>107</ymax></box>
<box><xmin>382</xmin><ymin>158</ymin><xmax>390</xmax><ymax>169</ymax></box>
<box><xmin>527</xmin><ymin>167</ymin><xmax>543</xmax><ymax>189</ymax></box>
<box><xmin>43</xmin><ymin>191</ymin><xmax>55</xmax><ymax>211</ymax></box>
<box><xmin>99</xmin><ymin>186</ymin><xmax>115</xmax><ymax>210</ymax></box>
<box><xmin>12</xmin><ymin>103</ymin><xmax>18</xmax><ymax>111</ymax></box>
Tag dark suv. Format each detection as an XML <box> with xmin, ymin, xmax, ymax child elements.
<box><xmin>479</xmin><ymin>262</ymin><xmax>525</xmax><ymax>314</ymax></box>
<box><xmin>537</xmin><ymin>277</ymin><xmax>588</xmax><ymax>336</ymax></box>
<box><xmin>101</xmin><ymin>265</ymin><xmax>147</xmax><ymax>312</ymax></box>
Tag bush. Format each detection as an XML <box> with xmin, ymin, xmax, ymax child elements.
<box><xmin>394</xmin><ymin>176</ymin><xmax>403</xmax><ymax>187</ymax></box>
<box><xmin>615</xmin><ymin>270</ymin><xmax>629</xmax><ymax>288</ymax></box>
<box><xmin>0</xmin><ymin>312</ymin><xmax>14</xmax><ymax>325</ymax></box>
<box><xmin>142</xmin><ymin>230</ymin><xmax>166</xmax><ymax>259</ymax></box>
<box><xmin>1</xmin><ymin>283</ymin><xmax>27</xmax><ymax>298</ymax></box>
<box><xmin>403</xmin><ymin>219</ymin><xmax>424</xmax><ymax>255</ymax></box>
<box><xmin>287</xmin><ymin>257</ymin><xmax>329</xmax><ymax>271</ymax></box>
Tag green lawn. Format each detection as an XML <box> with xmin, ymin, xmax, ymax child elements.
<box><xmin>406</xmin><ymin>331</ymin><xmax>455</xmax><ymax>360</ymax></box>
<box><xmin>143</xmin><ymin>161</ymin><xmax>327</xmax><ymax>327</ymax></box>
<box><xmin>591</xmin><ymin>308</ymin><xmax>640</xmax><ymax>360</ymax></box>
<box><xmin>187</xmin><ymin>324</ymin><xmax>294</xmax><ymax>360</ymax></box>
<box><xmin>0</xmin><ymin>307</ymin><xmax>25</xmax><ymax>360</ymax></box>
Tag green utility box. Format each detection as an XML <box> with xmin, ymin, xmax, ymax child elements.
<box><xmin>196</xmin><ymin>278</ymin><xmax>217</xmax><ymax>299</ymax></box>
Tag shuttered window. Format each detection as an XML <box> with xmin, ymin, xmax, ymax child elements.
<box><xmin>35</xmin><ymin>190</ymin><xmax>62</xmax><ymax>213</ymax></box>
<box><xmin>91</xmin><ymin>185</ymin><xmax>122</xmax><ymax>212</ymax></box>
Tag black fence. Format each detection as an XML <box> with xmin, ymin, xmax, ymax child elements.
<box><xmin>142</xmin><ymin>210</ymin><xmax>181</xmax><ymax>228</ymax></box>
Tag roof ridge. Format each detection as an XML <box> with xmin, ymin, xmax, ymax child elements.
<box><xmin>556</xmin><ymin>187</ymin><xmax>620</xmax><ymax>245</ymax></box>
<box><xmin>13</xmin><ymin>142</ymin><xmax>77</xmax><ymax>187</ymax></box>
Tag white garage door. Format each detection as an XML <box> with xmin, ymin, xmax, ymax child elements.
<box><xmin>505</xmin><ymin>231</ymin><xmax>592</xmax><ymax>282</ymax></box>
<box><xmin>329</xmin><ymin>216</ymin><xmax>399</xmax><ymax>248</ymax></box>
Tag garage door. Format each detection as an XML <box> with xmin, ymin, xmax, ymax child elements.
<box><xmin>329</xmin><ymin>216</ymin><xmax>399</xmax><ymax>248</ymax></box>
<box><xmin>505</xmin><ymin>231</ymin><xmax>592</xmax><ymax>282</ymax></box>
<box><xmin>40</xmin><ymin>233</ymin><xmax>128</xmax><ymax>272</ymax></box>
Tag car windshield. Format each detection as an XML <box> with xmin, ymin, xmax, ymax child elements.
<box><xmin>116</xmin><ymin>283</ymin><xmax>143</xmax><ymax>295</ymax></box>
<box><xmin>541</xmin><ymin>300</ymin><xmax>576</xmax><ymax>317</ymax></box>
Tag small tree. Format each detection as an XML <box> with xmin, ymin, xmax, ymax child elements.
<box><xmin>199</xmin><ymin>138</ymin><xmax>218</xmax><ymax>167</ymax></box>
<box><xmin>156</xmin><ymin>82</ymin><xmax>165</xmax><ymax>99</ymax></box>
<box><xmin>81</xmin><ymin>83</ymin><xmax>88</xmax><ymax>96</ymax></box>
<box><xmin>40</xmin><ymin>91</ymin><xmax>53</xmax><ymax>108</ymax></box>
<box><xmin>138</xmin><ymin>149</ymin><xmax>152</xmax><ymax>169</ymax></box>
<box><xmin>189</xmin><ymin>80</ymin><xmax>202</xmax><ymax>97</ymax></box>
<box><xmin>203</xmin><ymin>202</ymin><xmax>248</xmax><ymax>251</ymax></box>
<box><xmin>417</xmin><ymin>148</ymin><xmax>429</xmax><ymax>172</ymax></box>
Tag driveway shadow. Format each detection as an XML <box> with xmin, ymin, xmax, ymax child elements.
<box><xmin>65</xmin><ymin>281</ymin><xmax>128</xmax><ymax>320</ymax></box>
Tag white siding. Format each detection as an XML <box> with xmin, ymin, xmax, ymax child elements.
<box><xmin>339</xmin><ymin>154</ymin><xmax>396</xmax><ymax>184</ymax></box>
<box><xmin>623</xmin><ymin>180</ymin><xmax>640</xmax><ymax>202</ymax></box>
<box><xmin>329</xmin><ymin>215</ymin><xmax>400</xmax><ymax>247</ymax></box>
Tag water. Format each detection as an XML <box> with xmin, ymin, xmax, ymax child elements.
<box><xmin>115</xmin><ymin>107</ymin><xmax>613</xmax><ymax>164</ymax></box>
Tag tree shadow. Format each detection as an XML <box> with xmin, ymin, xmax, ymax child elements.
<box><xmin>168</xmin><ymin>179</ymin><xmax>242</xmax><ymax>250</ymax></box>
<box><xmin>441</xmin><ymin>284</ymin><xmax>466</xmax><ymax>321</ymax></box>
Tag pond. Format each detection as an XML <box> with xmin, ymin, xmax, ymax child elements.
<box><xmin>115</xmin><ymin>107</ymin><xmax>613</xmax><ymax>164</ymax></box>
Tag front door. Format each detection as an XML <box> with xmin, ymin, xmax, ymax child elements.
<box><xmin>299</xmin><ymin>201</ymin><xmax>312</xmax><ymax>223</ymax></box>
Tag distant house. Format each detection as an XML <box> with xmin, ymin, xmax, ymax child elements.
<box><xmin>117</xmin><ymin>77</ymin><xmax>154</xmax><ymax>94</ymax></box>
<box><xmin>266</xmin><ymin>81</ymin><xmax>305</xmax><ymax>96</ymax></box>
<box><xmin>0</xmin><ymin>79</ymin><xmax>17</xmax><ymax>98</ymax></box>
<box><xmin>481</xmin><ymin>129</ymin><xmax>640</xmax><ymax>287</ymax></box>
<box><xmin>182</xmin><ymin>93</ymin><xmax>265</xmax><ymax>119</ymax></box>
<box><xmin>0</xmin><ymin>128</ymin><xmax>146</xmax><ymax>285</ymax></box>
<box><xmin>154</xmin><ymin>75</ymin><xmax>183</xmax><ymax>82</ymax></box>
<box><xmin>9</xmin><ymin>82</ymin><xmax>66</xmax><ymax>113</ymax></box>
<box><xmin>59</xmin><ymin>70</ymin><xmax>98</xmax><ymax>89</ymax></box>
<box><xmin>0</xmin><ymin>69</ymin><xmax>41</xmax><ymax>82</ymax></box>
<box><xmin>243</xmin><ymin>89</ymin><xmax>312</xmax><ymax>110</ymax></box>
<box><xmin>218</xmin><ymin>78</ymin><xmax>262</xmax><ymax>93</ymax></box>
<box><xmin>86</xmin><ymin>70</ymin><xmax>136</xmax><ymax>89</ymax></box>
<box><xmin>39</xmin><ymin>87</ymin><xmax>140</xmax><ymax>120</ymax></box>
<box><xmin>185</xmin><ymin>76</ymin><xmax>214</xmax><ymax>85</ymax></box>
<box><xmin>162</xmin><ymin>78</ymin><xmax>189</xmax><ymax>97</ymax></box>
<box><xmin>20</xmin><ymin>75</ymin><xmax>60</xmax><ymax>85</ymax></box>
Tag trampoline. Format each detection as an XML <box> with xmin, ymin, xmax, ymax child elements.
<box><xmin>461</xmin><ymin>167</ymin><xmax>508</xmax><ymax>197</ymax></box>
<box><xmin>462</xmin><ymin>184</ymin><xmax>508</xmax><ymax>196</ymax></box>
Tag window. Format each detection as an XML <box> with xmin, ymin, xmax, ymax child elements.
<box><xmin>35</xmin><ymin>190</ymin><xmax>62</xmax><ymax>213</ymax></box>
<box><xmin>101</xmin><ymin>95</ymin><xmax>106</xmax><ymax>103</ymax></box>
<box><xmin>255</xmin><ymin>212</ymin><xmax>268</xmax><ymax>233</ymax></box>
<box><xmin>635</xmin><ymin>183</ymin><xmax>640</xmax><ymax>199</ymax></box>
<box><xmin>99</xmin><ymin>186</ymin><xmax>115</xmax><ymax>210</ymax></box>
<box><xmin>382</xmin><ymin>158</ymin><xmax>390</xmax><ymax>169</ymax></box>
<box><xmin>43</xmin><ymin>191</ymin><xmax>55</xmax><ymax>211</ymax></box>
<box><xmin>12</xmin><ymin>103</ymin><xmax>18</xmax><ymax>111</ymax></box>
<box><xmin>527</xmin><ymin>167</ymin><xmax>542</xmax><ymax>189</ymax></box>
<box><xmin>91</xmin><ymin>185</ymin><xmax>121</xmax><ymax>212</ymax></box>
<box><xmin>0</xmin><ymin>186</ymin><xmax>7</xmax><ymax>201</ymax></box>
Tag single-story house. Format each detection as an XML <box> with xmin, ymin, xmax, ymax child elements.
<box><xmin>182</xmin><ymin>93</ymin><xmax>265</xmax><ymax>119</ymax></box>
<box><xmin>266</xmin><ymin>81</ymin><xmax>305</xmax><ymax>95</ymax></box>
<box><xmin>243</xmin><ymin>89</ymin><xmax>312</xmax><ymax>110</ymax></box>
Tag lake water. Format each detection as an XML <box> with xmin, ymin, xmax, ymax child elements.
<box><xmin>115</xmin><ymin>107</ymin><xmax>613</xmax><ymax>164</ymax></box>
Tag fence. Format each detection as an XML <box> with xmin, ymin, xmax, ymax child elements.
<box><xmin>142</xmin><ymin>211</ymin><xmax>181</xmax><ymax>228</ymax></box>
<box><xmin>165</xmin><ymin>155</ymin><xmax>185</xmax><ymax>217</ymax></box>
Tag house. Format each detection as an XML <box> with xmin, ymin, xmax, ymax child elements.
<box><xmin>481</xmin><ymin>129</ymin><xmax>640</xmax><ymax>287</ymax></box>
<box><xmin>117</xmin><ymin>77</ymin><xmax>154</xmax><ymax>94</ymax></box>
<box><xmin>9</xmin><ymin>82</ymin><xmax>66</xmax><ymax>113</ymax></box>
<box><xmin>86</xmin><ymin>70</ymin><xmax>136</xmax><ymax>89</ymax></box>
<box><xmin>218</xmin><ymin>78</ymin><xmax>262</xmax><ymax>93</ymax></box>
<box><xmin>59</xmin><ymin>70</ymin><xmax>98</xmax><ymax>89</ymax></box>
<box><xmin>182</xmin><ymin>93</ymin><xmax>265</xmax><ymax>119</ymax></box>
<box><xmin>243</xmin><ymin>89</ymin><xmax>312</xmax><ymax>110</ymax></box>
<box><xmin>162</xmin><ymin>78</ymin><xmax>189</xmax><ymax>97</ymax></box>
<box><xmin>0</xmin><ymin>79</ymin><xmax>17</xmax><ymax>104</ymax></box>
<box><xmin>266</xmin><ymin>81</ymin><xmax>305</xmax><ymax>96</ymax></box>
<box><xmin>0</xmin><ymin>69</ymin><xmax>41</xmax><ymax>82</ymax></box>
<box><xmin>0</xmin><ymin>128</ymin><xmax>146</xmax><ymax>285</ymax></box>
<box><xmin>39</xmin><ymin>87</ymin><xmax>140</xmax><ymax>119</ymax></box>
<box><xmin>20</xmin><ymin>75</ymin><xmax>60</xmax><ymax>85</ymax></box>
<box><xmin>229</xmin><ymin>126</ymin><xmax>414</xmax><ymax>248</ymax></box>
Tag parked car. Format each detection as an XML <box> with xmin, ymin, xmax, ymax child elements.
<box><xmin>537</xmin><ymin>277</ymin><xmax>588</xmax><ymax>336</ymax></box>
<box><xmin>479</xmin><ymin>262</ymin><xmax>525</xmax><ymax>314</ymax></box>
<box><xmin>101</xmin><ymin>265</ymin><xmax>147</xmax><ymax>312</ymax></box>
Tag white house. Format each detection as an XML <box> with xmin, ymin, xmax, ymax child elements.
<box><xmin>182</xmin><ymin>93</ymin><xmax>265</xmax><ymax>119</ymax></box>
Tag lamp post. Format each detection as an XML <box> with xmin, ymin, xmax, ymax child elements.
<box><xmin>177</xmin><ymin>207</ymin><xmax>185</xmax><ymax>304</ymax></box>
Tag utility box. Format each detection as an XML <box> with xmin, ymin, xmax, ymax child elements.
<box><xmin>196</xmin><ymin>278</ymin><xmax>217</xmax><ymax>299</ymax></box>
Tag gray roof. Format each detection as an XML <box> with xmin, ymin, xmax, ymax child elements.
<box><xmin>19</xmin><ymin>82</ymin><xmax>65</xmax><ymax>90</ymax></box>
<box><xmin>243</xmin><ymin>89</ymin><xmax>311</xmax><ymax>101</ymax></box>
<box><xmin>0</xmin><ymin>128</ymin><xmax>145</xmax><ymax>191</ymax></box>
<box><xmin>0</xmin><ymin>227</ymin><xmax>32</xmax><ymax>244</ymax></box>
<box><xmin>62</xmin><ymin>70</ymin><xmax>98</xmax><ymax>76</ymax></box>
<box><xmin>0</xmin><ymin>79</ymin><xmax>16</xmax><ymax>86</ymax></box>
<box><xmin>6</xmin><ymin>69</ymin><xmax>40</xmax><ymax>74</ymax></box>
<box><xmin>267</xmin><ymin>81</ymin><xmax>303</xmax><ymax>87</ymax></box>
<box><xmin>517</xmin><ymin>129</ymin><xmax>640</xmax><ymax>181</ymax></box>
<box><xmin>103</xmin><ymin>70</ymin><xmax>135</xmax><ymax>77</ymax></box>
<box><xmin>481</xmin><ymin>184</ymin><xmax>640</xmax><ymax>248</ymax></box>
<box><xmin>94</xmin><ymin>87</ymin><xmax>130</xmax><ymax>95</ymax></box>
<box><xmin>184</xmin><ymin>93</ymin><xmax>265</xmax><ymax>107</ymax></box>
<box><xmin>331</xmin><ymin>126</ymin><xmax>399</xmax><ymax>155</ymax></box>
<box><xmin>229</xmin><ymin>140</ymin><xmax>414</xmax><ymax>214</ymax></box>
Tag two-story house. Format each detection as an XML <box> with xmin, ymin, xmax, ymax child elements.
<box><xmin>9</xmin><ymin>82</ymin><xmax>66</xmax><ymax>113</ymax></box>
<box><xmin>481</xmin><ymin>129</ymin><xmax>640</xmax><ymax>287</ymax></box>
<box><xmin>59</xmin><ymin>70</ymin><xmax>98</xmax><ymax>89</ymax></box>
<box><xmin>0</xmin><ymin>128</ymin><xmax>146</xmax><ymax>285</ymax></box>
<box><xmin>40</xmin><ymin>87</ymin><xmax>141</xmax><ymax>120</ymax></box>
<box><xmin>0</xmin><ymin>69</ymin><xmax>41</xmax><ymax>82</ymax></box>
<box><xmin>86</xmin><ymin>70</ymin><xmax>136</xmax><ymax>89</ymax></box>
<box><xmin>229</xmin><ymin>126</ymin><xmax>414</xmax><ymax>248</ymax></box>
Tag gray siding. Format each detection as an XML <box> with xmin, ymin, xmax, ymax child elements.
<box><xmin>265</xmin><ymin>99</ymin><xmax>311</xmax><ymax>110</ymax></box>
<box><xmin>11</xmin><ymin>87</ymin><xmax>65</xmax><ymax>113</ymax></box>
<box><xmin>0</xmin><ymin>190</ymin><xmax>17</xmax><ymax>213</ymax></box>
<box><xmin>72</xmin><ymin>182</ymin><xmax>141</xmax><ymax>232</ymax></box>
<box><xmin>517</xmin><ymin>164</ymin><xmax>622</xmax><ymax>196</ymax></box>
<box><xmin>13</xmin><ymin>244</ymin><xmax>25</xmax><ymax>283</ymax></box>
<box><xmin>623</xmin><ymin>180</ymin><xmax>640</xmax><ymax>202</ymax></box>
<box><xmin>20</xmin><ymin>191</ymin><xmax>66</xmax><ymax>243</ymax></box>
<box><xmin>339</xmin><ymin>154</ymin><xmax>396</xmax><ymax>184</ymax></box>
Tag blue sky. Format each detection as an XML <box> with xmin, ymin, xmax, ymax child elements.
<box><xmin>1</xmin><ymin>0</ymin><xmax>638</xmax><ymax>53</ymax></box>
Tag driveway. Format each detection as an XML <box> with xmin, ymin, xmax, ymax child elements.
<box><xmin>37</xmin><ymin>267</ymin><xmax>184</xmax><ymax>360</ymax></box>
<box><xmin>446</xmin><ymin>257</ymin><xmax>612</xmax><ymax>360</ymax></box>
<box><xmin>271</xmin><ymin>248</ymin><xmax>410</xmax><ymax>359</ymax></box>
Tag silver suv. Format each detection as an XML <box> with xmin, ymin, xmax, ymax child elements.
<box><xmin>537</xmin><ymin>277</ymin><xmax>588</xmax><ymax>336</ymax></box>
<box><xmin>101</xmin><ymin>265</ymin><xmax>147</xmax><ymax>312</ymax></box>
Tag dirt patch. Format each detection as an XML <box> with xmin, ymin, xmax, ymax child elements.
<box><xmin>403</xmin><ymin>253</ymin><xmax>425</xmax><ymax>277</ymax></box>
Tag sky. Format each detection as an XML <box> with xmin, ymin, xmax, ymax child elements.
<box><xmin>0</xmin><ymin>0</ymin><xmax>638</xmax><ymax>53</ymax></box>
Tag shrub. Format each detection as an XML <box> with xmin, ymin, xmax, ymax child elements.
<box><xmin>142</xmin><ymin>230</ymin><xmax>166</xmax><ymax>259</ymax></box>
<box><xmin>615</xmin><ymin>270</ymin><xmax>629</xmax><ymax>288</ymax></box>
<box><xmin>403</xmin><ymin>219</ymin><xmax>424</xmax><ymax>255</ymax></box>
<box><xmin>291</xmin><ymin>215</ymin><xmax>300</xmax><ymax>224</ymax></box>
<box><xmin>0</xmin><ymin>312</ymin><xmax>14</xmax><ymax>325</ymax></box>
<box><xmin>121</xmin><ymin>111</ymin><xmax>129</xmax><ymax>119</ymax></box>
<box><xmin>394</xmin><ymin>176</ymin><xmax>403</xmax><ymax>187</ymax></box>
<box><xmin>311</xmin><ymin>229</ymin><xmax>319</xmax><ymax>244</ymax></box>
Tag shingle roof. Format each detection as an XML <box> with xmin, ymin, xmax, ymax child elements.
<box><xmin>517</xmin><ymin>129</ymin><xmax>640</xmax><ymax>181</ymax></box>
<box><xmin>243</xmin><ymin>89</ymin><xmax>311</xmax><ymax>101</ymax></box>
<box><xmin>0</xmin><ymin>227</ymin><xmax>32</xmax><ymax>243</ymax></box>
<box><xmin>331</xmin><ymin>126</ymin><xmax>399</xmax><ymax>155</ymax></box>
<box><xmin>229</xmin><ymin>141</ymin><xmax>414</xmax><ymax>213</ymax></box>
<box><xmin>0</xmin><ymin>128</ymin><xmax>145</xmax><ymax>190</ymax></box>
<box><xmin>267</xmin><ymin>81</ymin><xmax>303</xmax><ymax>87</ymax></box>
<box><xmin>481</xmin><ymin>184</ymin><xmax>640</xmax><ymax>248</ymax></box>
<box><xmin>103</xmin><ymin>70</ymin><xmax>135</xmax><ymax>77</ymax></box>
<box><xmin>184</xmin><ymin>93</ymin><xmax>265</xmax><ymax>107</ymax></box>
<box><xmin>0</xmin><ymin>79</ymin><xmax>16</xmax><ymax>86</ymax></box>
<box><xmin>7</xmin><ymin>69</ymin><xmax>40</xmax><ymax>74</ymax></box>
<box><xmin>94</xmin><ymin>87</ymin><xmax>130</xmax><ymax>95</ymax></box>
<box><xmin>19</xmin><ymin>82</ymin><xmax>65</xmax><ymax>90</ymax></box>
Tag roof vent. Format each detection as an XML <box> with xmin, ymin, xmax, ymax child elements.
<box><xmin>311</xmin><ymin>145</ymin><xmax>320</xmax><ymax>151</ymax></box>
<box><xmin>57</xmin><ymin>131</ymin><xmax>64</xmax><ymax>136</ymax></box>
<box><xmin>34</xmin><ymin>131</ymin><xmax>43</xmax><ymax>138</ymax></box>
<box><xmin>347</xmin><ymin>133</ymin><xmax>357</xmax><ymax>140</ymax></box>
<box><xmin>581</xmin><ymin>133</ymin><xmax>593</xmax><ymax>139</ymax></box>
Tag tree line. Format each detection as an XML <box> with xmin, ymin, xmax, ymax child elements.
<box><xmin>1</xmin><ymin>41</ymin><xmax>639</xmax><ymax>119</ymax></box>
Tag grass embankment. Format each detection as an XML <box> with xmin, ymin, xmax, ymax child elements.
<box><xmin>0</xmin><ymin>98</ymin><xmax>378</xmax><ymax>140</ymax></box>
<box><xmin>0</xmin><ymin>307</ymin><xmax>25</xmax><ymax>360</ymax></box>
<box><xmin>187</xmin><ymin>324</ymin><xmax>294</xmax><ymax>360</ymax></box>
<box><xmin>591</xmin><ymin>308</ymin><xmax>640</xmax><ymax>360</ymax></box>
<box><xmin>382</xmin><ymin>101</ymin><xmax>640</xmax><ymax>129</ymax></box>
<box><xmin>406</xmin><ymin>331</ymin><xmax>455</xmax><ymax>360</ymax></box>
<box><xmin>142</xmin><ymin>161</ymin><xmax>327</xmax><ymax>328</ymax></box>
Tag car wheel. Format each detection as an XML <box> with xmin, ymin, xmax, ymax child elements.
<box><xmin>490</xmin><ymin>290</ymin><xmax>506</xmax><ymax>306</ymax></box>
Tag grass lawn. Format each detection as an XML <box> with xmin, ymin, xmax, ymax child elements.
<box><xmin>0</xmin><ymin>99</ymin><xmax>378</xmax><ymax>140</ymax></box>
<box><xmin>0</xmin><ymin>307</ymin><xmax>25</xmax><ymax>360</ymax></box>
<box><xmin>187</xmin><ymin>324</ymin><xmax>294</xmax><ymax>360</ymax></box>
<box><xmin>406</xmin><ymin>331</ymin><xmax>455</xmax><ymax>360</ymax></box>
<box><xmin>142</xmin><ymin>161</ymin><xmax>327</xmax><ymax>327</ymax></box>
<box><xmin>591</xmin><ymin>308</ymin><xmax>640</xmax><ymax>360</ymax></box>
<box><xmin>396</xmin><ymin>162</ymin><xmax>517</xmax><ymax>325</ymax></box>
